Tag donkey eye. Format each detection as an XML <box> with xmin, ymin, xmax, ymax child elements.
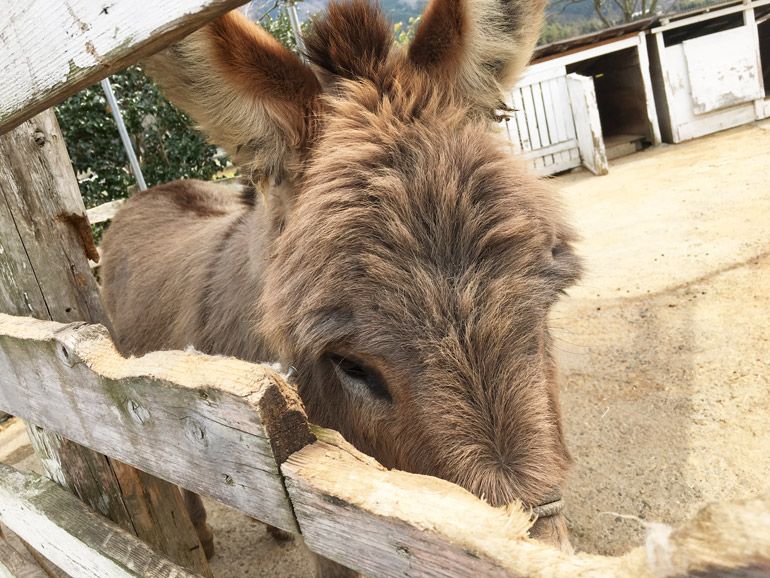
<box><xmin>327</xmin><ymin>354</ymin><xmax>392</xmax><ymax>402</ymax></box>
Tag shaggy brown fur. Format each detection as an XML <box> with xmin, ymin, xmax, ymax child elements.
<box><xmin>101</xmin><ymin>0</ymin><xmax>579</xmax><ymax>573</ymax></box>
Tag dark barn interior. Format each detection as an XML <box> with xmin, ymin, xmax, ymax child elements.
<box><xmin>566</xmin><ymin>47</ymin><xmax>652</xmax><ymax>159</ymax></box>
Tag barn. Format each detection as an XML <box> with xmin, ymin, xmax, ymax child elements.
<box><xmin>503</xmin><ymin>21</ymin><xmax>662</xmax><ymax>177</ymax></box>
<box><xmin>647</xmin><ymin>0</ymin><xmax>770</xmax><ymax>143</ymax></box>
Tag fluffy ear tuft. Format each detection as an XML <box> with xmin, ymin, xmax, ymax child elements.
<box><xmin>144</xmin><ymin>11</ymin><xmax>321</xmax><ymax>193</ymax></box>
<box><xmin>304</xmin><ymin>0</ymin><xmax>393</xmax><ymax>86</ymax></box>
<box><xmin>409</xmin><ymin>0</ymin><xmax>547</xmax><ymax>112</ymax></box>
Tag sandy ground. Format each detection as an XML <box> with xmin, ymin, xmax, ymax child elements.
<box><xmin>1</xmin><ymin>119</ymin><xmax>769</xmax><ymax>573</ymax></box>
<box><xmin>554</xmin><ymin>118</ymin><xmax>770</xmax><ymax>555</ymax></box>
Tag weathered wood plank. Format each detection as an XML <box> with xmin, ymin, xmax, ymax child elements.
<box><xmin>281</xmin><ymin>428</ymin><xmax>600</xmax><ymax>577</ymax></box>
<box><xmin>0</xmin><ymin>110</ymin><xmax>212</xmax><ymax>575</ymax></box>
<box><xmin>0</xmin><ymin>0</ymin><xmax>249</xmax><ymax>134</ymax></box>
<box><xmin>566</xmin><ymin>73</ymin><xmax>609</xmax><ymax>176</ymax></box>
<box><xmin>0</xmin><ymin>462</ymin><xmax>203</xmax><ymax>578</ymax></box>
<box><xmin>0</xmin><ymin>313</ymin><xmax>314</xmax><ymax>533</ymax></box>
<box><xmin>283</xmin><ymin>428</ymin><xmax>770</xmax><ymax>577</ymax></box>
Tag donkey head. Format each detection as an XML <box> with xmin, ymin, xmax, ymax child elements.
<box><xmin>146</xmin><ymin>0</ymin><xmax>580</xmax><ymax>550</ymax></box>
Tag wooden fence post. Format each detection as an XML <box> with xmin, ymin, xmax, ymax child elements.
<box><xmin>0</xmin><ymin>109</ymin><xmax>212</xmax><ymax>576</ymax></box>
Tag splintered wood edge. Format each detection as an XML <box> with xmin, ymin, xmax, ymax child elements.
<box><xmin>281</xmin><ymin>433</ymin><xmax>629</xmax><ymax>578</ymax></box>
<box><xmin>283</xmin><ymin>432</ymin><xmax>770</xmax><ymax>577</ymax></box>
<box><xmin>665</xmin><ymin>494</ymin><xmax>770</xmax><ymax>575</ymax></box>
<box><xmin>0</xmin><ymin>462</ymin><xmax>202</xmax><ymax>578</ymax></box>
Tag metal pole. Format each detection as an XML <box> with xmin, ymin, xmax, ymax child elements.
<box><xmin>287</xmin><ymin>1</ymin><xmax>306</xmax><ymax>60</ymax></box>
<box><xmin>100</xmin><ymin>77</ymin><xmax>148</xmax><ymax>191</ymax></box>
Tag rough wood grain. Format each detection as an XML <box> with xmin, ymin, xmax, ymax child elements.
<box><xmin>283</xmin><ymin>428</ymin><xmax>770</xmax><ymax>578</ymax></box>
<box><xmin>0</xmin><ymin>463</ymin><xmax>203</xmax><ymax>578</ymax></box>
<box><xmin>0</xmin><ymin>313</ymin><xmax>314</xmax><ymax>533</ymax></box>
<box><xmin>0</xmin><ymin>0</ymin><xmax>249</xmax><ymax>134</ymax></box>
<box><xmin>0</xmin><ymin>110</ymin><xmax>212</xmax><ymax>575</ymax></box>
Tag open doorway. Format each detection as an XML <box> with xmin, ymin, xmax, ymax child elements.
<box><xmin>566</xmin><ymin>47</ymin><xmax>652</xmax><ymax>160</ymax></box>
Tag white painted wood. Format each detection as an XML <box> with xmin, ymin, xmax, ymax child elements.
<box><xmin>745</xmin><ymin>6</ymin><xmax>765</xmax><ymax>97</ymax></box>
<box><xmin>0</xmin><ymin>463</ymin><xmax>202</xmax><ymax>578</ymax></box>
<box><xmin>531</xmin><ymin>156</ymin><xmax>580</xmax><ymax>177</ymax></box>
<box><xmin>557</xmin><ymin>77</ymin><xmax>578</xmax><ymax>141</ymax></box>
<box><xmin>521</xmin><ymin>86</ymin><xmax>542</xmax><ymax>150</ymax></box>
<box><xmin>636</xmin><ymin>33</ymin><xmax>662</xmax><ymax>146</ymax></box>
<box><xmin>684</xmin><ymin>27</ymin><xmax>763</xmax><ymax>114</ymax></box>
<box><xmin>504</xmin><ymin>74</ymin><xmax>580</xmax><ymax>176</ymax></box>
<box><xmin>529</xmin><ymin>36</ymin><xmax>639</xmax><ymax>70</ymax></box>
<box><xmin>0</xmin><ymin>0</ymin><xmax>249</xmax><ymax>134</ymax></box>
<box><xmin>655</xmin><ymin>32</ymin><xmax>680</xmax><ymax>143</ymax></box>
<box><xmin>530</xmin><ymin>83</ymin><xmax>552</xmax><ymax>147</ymax></box>
<box><xmin>522</xmin><ymin>140</ymin><xmax>577</xmax><ymax>159</ymax></box>
<box><xmin>0</xmin><ymin>313</ymin><xmax>314</xmax><ymax>533</ymax></box>
<box><xmin>677</xmin><ymin>103</ymin><xmax>758</xmax><ymax>141</ymax></box>
<box><xmin>543</xmin><ymin>78</ymin><xmax>567</xmax><ymax>144</ymax></box>
<box><xmin>511</xmin><ymin>89</ymin><xmax>531</xmax><ymax>151</ymax></box>
<box><xmin>661</xmin><ymin>28</ymin><xmax>763</xmax><ymax>142</ymax></box>
<box><xmin>755</xmin><ymin>97</ymin><xmax>770</xmax><ymax>119</ymax></box>
<box><xmin>567</xmin><ymin>74</ymin><xmax>608</xmax><ymax>176</ymax></box>
<box><xmin>519</xmin><ymin>64</ymin><xmax>566</xmax><ymax>85</ymax></box>
<box><xmin>650</xmin><ymin>0</ymin><xmax>770</xmax><ymax>33</ymax></box>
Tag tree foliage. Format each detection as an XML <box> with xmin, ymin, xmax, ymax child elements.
<box><xmin>547</xmin><ymin>0</ymin><xmax>688</xmax><ymax>28</ymax></box>
<box><xmin>539</xmin><ymin>18</ymin><xmax>605</xmax><ymax>44</ymax></box>
<box><xmin>393</xmin><ymin>16</ymin><xmax>421</xmax><ymax>45</ymax></box>
<box><xmin>55</xmin><ymin>2</ymin><xmax>307</xmax><ymax>210</ymax></box>
<box><xmin>55</xmin><ymin>66</ymin><xmax>225</xmax><ymax>209</ymax></box>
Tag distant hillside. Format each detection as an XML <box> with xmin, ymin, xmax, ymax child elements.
<box><xmin>291</xmin><ymin>0</ymin><xmax>425</xmax><ymax>22</ymax></box>
<box><xmin>247</xmin><ymin>0</ymin><xmax>720</xmax><ymax>47</ymax></box>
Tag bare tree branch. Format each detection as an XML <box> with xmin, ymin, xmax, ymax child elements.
<box><xmin>257</xmin><ymin>0</ymin><xmax>282</xmax><ymax>22</ymax></box>
<box><xmin>593</xmin><ymin>0</ymin><xmax>612</xmax><ymax>25</ymax></box>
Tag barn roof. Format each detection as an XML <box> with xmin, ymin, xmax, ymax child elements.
<box><xmin>532</xmin><ymin>0</ymin><xmax>752</xmax><ymax>64</ymax></box>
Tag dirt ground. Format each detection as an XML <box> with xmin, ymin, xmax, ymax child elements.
<box><xmin>1</xmin><ymin>119</ymin><xmax>769</xmax><ymax>574</ymax></box>
<box><xmin>554</xmin><ymin>118</ymin><xmax>770</xmax><ymax>556</ymax></box>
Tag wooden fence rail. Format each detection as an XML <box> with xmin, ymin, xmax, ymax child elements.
<box><xmin>0</xmin><ymin>0</ymin><xmax>248</xmax><ymax>135</ymax></box>
<box><xmin>0</xmin><ymin>463</ymin><xmax>201</xmax><ymax>578</ymax></box>
<box><xmin>0</xmin><ymin>312</ymin><xmax>311</xmax><ymax>534</ymax></box>
<box><xmin>2</xmin><ymin>313</ymin><xmax>770</xmax><ymax>577</ymax></box>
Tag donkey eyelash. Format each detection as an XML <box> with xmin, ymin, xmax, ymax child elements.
<box><xmin>328</xmin><ymin>354</ymin><xmax>392</xmax><ymax>402</ymax></box>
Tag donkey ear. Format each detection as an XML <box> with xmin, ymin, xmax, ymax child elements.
<box><xmin>144</xmin><ymin>11</ymin><xmax>321</xmax><ymax>185</ymax></box>
<box><xmin>303</xmin><ymin>0</ymin><xmax>393</xmax><ymax>87</ymax></box>
<box><xmin>408</xmin><ymin>0</ymin><xmax>546</xmax><ymax>110</ymax></box>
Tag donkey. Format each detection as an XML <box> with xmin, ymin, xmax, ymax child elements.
<box><xmin>100</xmin><ymin>0</ymin><xmax>582</xmax><ymax>572</ymax></box>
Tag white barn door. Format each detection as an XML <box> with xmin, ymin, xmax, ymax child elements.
<box><xmin>566</xmin><ymin>73</ymin><xmax>609</xmax><ymax>176</ymax></box>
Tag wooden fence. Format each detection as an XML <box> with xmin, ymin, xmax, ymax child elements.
<box><xmin>1</xmin><ymin>1</ymin><xmax>769</xmax><ymax>576</ymax></box>
<box><xmin>501</xmin><ymin>68</ymin><xmax>609</xmax><ymax>177</ymax></box>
